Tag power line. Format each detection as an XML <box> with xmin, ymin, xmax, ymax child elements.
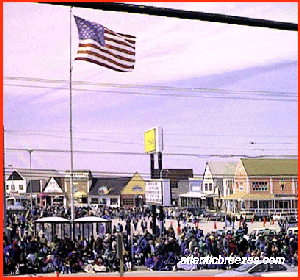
<box><xmin>5</xmin><ymin>147</ymin><xmax>298</xmax><ymax>159</ymax></box>
<box><xmin>3</xmin><ymin>76</ymin><xmax>297</xmax><ymax>97</ymax></box>
<box><xmin>40</xmin><ymin>2</ymin><xmax>298</xmax><ymax>31</ymax></box>
<box><xmin>5</xmin><ymin>131</ymin><xmax>297</xmax><ymax>150</ymax></box>
<box><xmin>4</xmin><ymin>83</ymin><xmax>297</xmax><ymax>103</ymax></box>
<box><xmin>5</xmin><ymin>129</ymin><xmax>298</xmax><ymax>139</ymax></box>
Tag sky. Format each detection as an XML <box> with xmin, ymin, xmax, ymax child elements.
<box><xmin>3</xmin><ymin>2</ymin><xmax>298</xmax><ymax>180</ymax></box>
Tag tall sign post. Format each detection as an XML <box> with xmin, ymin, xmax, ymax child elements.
<box><xmin>144</xmin><ymin>127</ymin><xmax>164</xmax><ymax>236</ymax></box>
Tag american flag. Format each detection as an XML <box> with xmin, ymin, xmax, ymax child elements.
<box><xmin>74</xmin><ymin>16</ymin><xmax>136</xmax><ymax>72</ymax></box>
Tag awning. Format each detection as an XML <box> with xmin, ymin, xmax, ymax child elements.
<box><xmin>179</xmin><ymin>192</ymin><xmax>207</xmax><ymax>199</ymax></box>
<box><xmin>242</xmin><ymin>194</ymin><xmax>275</xmax><ymax>200</ymax></box>
<box><xmin>74</xmin><ymin>216</ymin><xmax>111</xmax><ymax>223</ymax></box>
<box><xmin>74</xmin><ymin>191</ymin><xmax>87</xmax><ymax>198</ymax></box>
<box><xmin>35</xmin><ymin>217</ymin><xmax>70</xmax><ymax>223</ymax></box>
<box><xmin>222</xmin><ymin>192</ymin><xmax>298</xmax><ymax>201</ymax></box>
<box><xmin>222</xmin><ymin>192</ymin><xmax>247</xmax><ymax>200</ymax></box>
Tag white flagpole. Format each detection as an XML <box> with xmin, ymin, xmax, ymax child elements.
<box><xmin>70</xmin><ymin>7</ymin><xmax>75</xmax><ymax>230</ymax></box>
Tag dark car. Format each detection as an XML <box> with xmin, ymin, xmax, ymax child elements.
<box><xmin>208</xmin><ymin>212</ymin><xmax>225</xmax><ymax>221</ymax></box>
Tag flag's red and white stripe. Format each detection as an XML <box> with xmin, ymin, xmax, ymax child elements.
<box><xmin>75</xmin><ymin>28</ymin><xmax>136</xmax><ymax>72</ymax></box>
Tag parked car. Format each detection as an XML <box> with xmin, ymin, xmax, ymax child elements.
<box><xmin>185</xmin><ymin>207</ymin><xmax>207</xmax><ymax>217</ymax></box>
<box><xmin>215</xmin><ymin>262</ymin><xmax>296</xmax><ymax>277</ymax></box>
<box><xmin>287</xmin><ymin>217</ymin><xmax>298</xmax><ymax>227</ymax></box>
<box><xmin>287</xmin><ymin>226</ymin><xmax>298</xmax><ymax>236</ymax></box>
<box><xmin>244</xmin><ymin>227</ymin><xmax>277</xmax><ymax>242</ymax></box>
<box><xmin>233</xmin><ymin>211</ymin><xmax>254</xmax><ymax>221</ymax></box>
<box><xmin>254</xmin><ymin>212</ymin><xmax>269</xmax><ymax>221</ymax></box>
<box><xmin>212</xmin><ymin>229</ymin><xmax>226</xmax><ymax>237</ymax></box>
<box><xmin>272</xmin><ymin>213</ymin><xmax>290</xmax><ymax>221</ymax></box>
<box><xmin>208</xmin><ymin>212</ymin><xmax>225</xmax><ymax>221</ymax></box>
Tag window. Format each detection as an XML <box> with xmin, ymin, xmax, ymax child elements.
<box><xmin>260</xmin><ymin>201</ymin><xmax>269</xmax><ymax>209</ymax></box>
<box><xmin>252</xmin><ymin>201</ymin><xmax>258</xmax><ymax>208</ymax></box>
<box><xmin>209</xmin><ymin>183</ymin><xmax>212</xmax><ymax>191</ymax></box>
<box><xmin>98</xmin><ymin>186</ymin><xmax>108</xmax><ymax>194</ymax></box>
<box><xmin>252</xmin><ymin>182</ymin><xmax>268</xmax><ymax>191</ymax></box>
<box><xmin>6</xmin><ymin>185</ymin><xmax>9</xmax><ymax>190</ymax></box>
<box><xmin>249</xmin><ymin>264</ymin><xmax>268</xmax><ymax>274</ymax></box>
<box><xmin>91</xmin><ymin>198</ymin><xmax>98</xmax><ymax>204</ymax></box>
<box><xmin>73</xmin><ymin>182</ymin><xmax>79</xmax><ymax>193</ymax></box>
<box><xmin>132</xmin><ymin>185</ymin><xmax>143</xmax><ymax>192</ymax></box>
<box><xmin>123</xmin><ymin>198</ymin><xmax>134</xmax><ymax>205</ymax></box>
<box><xmin>239</xmin><ymin>182</ymin><xmax>244</xmax><ymax>191</ymax></box>
<box><xmin>11</xmin><ymin>184</ymin><xmax>15</xmax><ymax>191</ymax></box>
<box><xmin>19</xmin><ymin>185</ymin><xmax>23</xmax><ymax>191</ymax></box>
<box><xmin>205</xmin><ymin>183</ymin><xmax>208</xmax><ymax>191</ymax></box>
<box><xmin>271</xmin><ymin>264</ymin><xmax>287</xmax><ymax>271</ymax></box>
<box><xmin>111</xmin><ymin>198</ymin><xmax>118</xmax><ymax>205</ymax></box>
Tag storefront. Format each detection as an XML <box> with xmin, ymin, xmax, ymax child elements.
<box><xmin>179</xmin><ymin>192</ymin><xmax>206</xmax><ymax>208</ymax></box>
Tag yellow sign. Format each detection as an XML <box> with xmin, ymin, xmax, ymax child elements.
<box><xmin>145</xmin><ymin>128</ymin><xmax>156</xmax><ymax>153</ymax></box>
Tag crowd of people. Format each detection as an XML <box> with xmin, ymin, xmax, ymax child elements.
<box><xmin>3</xmin><ymin>205</ymin><xmax>298</xmax><ymax>275</ymax></box>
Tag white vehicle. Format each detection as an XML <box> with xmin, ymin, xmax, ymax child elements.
<box><xmin>272</xmin><ymin>213</ymin><xmax>290</xmax><ymax>221</ymax></box>
<box><xmin>261</xmin><ymin>272</ymin><xmax>298</xmax><ymax>277</ymax></box>
<box><xmin>287</xmin><ymin>226</ymin><xmax>298</xmax><ymax>235</ymax></box>
<box><xmin>244</xmin><ymin>228</ymin><xmax>277</xmax><ymax>241</ymax></box>
<box><xmin>215</xmin><ymin>262</ymin><xmax>297</xmax><ymax>277</ymax></box>
<box><xmin>233</xmin><ymin>211</ymin><xmax>254</xmax><ymax>221</ymax></box>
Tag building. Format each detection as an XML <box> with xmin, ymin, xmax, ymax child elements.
<box><xmin>222</xmin><ymin>158</ymin><xmax>298</xmax><ymax>216</ymax></box>
<box><xmin>6</xmin><ymin>170</ymin><xmax>27</xmax><ymax>196</ymax></box>
<box><xmin>178</xmin><ymin>178</ymin><xmax>204</xmax><ymax>208</ymax></box>
<box><xmin>89</xmin><ymin>176</ymin><xmax>132</xmax><ymax>208</ymax></box>
<box><xmin>38</xmin><ymin>177</ymin><xmax>67</xmax><ymax>207</ymax></box>
<box><xmin>121</xmin><ymin>172</ymin><xmax>146</xmax><ymax>208</ymax></box>
<box><xmin>202</xmin><ymin>161</ymin><xmax>238</xmax><ymax>210</ymax></box>
<box><xmin>64</xmin><ymin>170</ymin><xmax>93</xmax><ymax>207</ymax></box>
<box><xmin>152</xmin><ymin>169</ymin><xmax>193</xmax><ymax>205</ymax></box>
<box><xmin>27</xmin><ymin>179</ymin><xmax>45</xmax><ymax>207</ymax></box>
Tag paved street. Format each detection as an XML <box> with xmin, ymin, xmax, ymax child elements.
<box><xmin>111</xmin><ymin>217</ymin><xmax>280</xmax><ymax>237</ymax></box>
<box><xmin>7</xmin><ymin>269</ymin><xmax>222</xmax><ymax>277</ymax></box>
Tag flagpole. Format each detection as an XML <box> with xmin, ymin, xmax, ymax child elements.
<box><xmin>69</xmin><ymin>7</ymin><xmax>75</xmax><ymax>232</ymax></box>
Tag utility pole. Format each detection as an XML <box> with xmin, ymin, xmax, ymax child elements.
<box><xmin>3</xmin><ymin>126</ymin><xmax>6</xmax><ymax>231</ymax></box>
<box><xmin>28</xmin><ymin>149</ymin><xmax>33</xmax><ymax>211</ymax></box>
<box><xmin>117</xmin><ymin>232</ymin><xmax>124</xmax><ymax>277</ymax></box>
<box><xmin>8</xmin><ymin>164</ymin><xmax>14</xmax><ymax>194</ymax></box>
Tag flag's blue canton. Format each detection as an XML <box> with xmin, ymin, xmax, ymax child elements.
<box><xmin>74</xmin><ymin>16</ymin><xmax>105</xmax><ymax>47</ymax></box>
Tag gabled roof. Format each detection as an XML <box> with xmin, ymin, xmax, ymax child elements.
<box><xmin>42</xmin><ymin>177</ymin><xmax>65</xmax><ymax>193</ymax></box>
<box><xmin>43</xmin><ymin>177</ymin><xmax>64</xmax><ymax>191</ymax></box>
<box><xmin>89</xmin><ymin>177</ymin><xmax>132</xmax><ymax>196</ymax></box>
<box><xmin>207</xmin><ymin>161</ymin><xmax>238</xmax><ymax>177</ymax></box>
<box><xmin>241</xmin><ymin>158</ymin><xmax>298</xmax><ymax>176</ymax></box>
<box><xmin>7</xmin><ymin>170</ymin><xmax>25</xmax><ymax>181</ymax></box>
<box><xmin>27</xmin><ymin>180</ymin><xmax>42</xmax><ymax>193</ymax></box>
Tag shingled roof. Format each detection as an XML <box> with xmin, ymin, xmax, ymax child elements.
<box><xmin>241</xmin><ymin>158</ymin><xmax>298</xmax><ymax>176</ymax></box>
<box><xmin>207</xmin><ymin>161</ymin><xmax>238</xmax><ymax>177</ymax></box>
<box><xmin>89</xmin><ymin>177</ymin><xmax>132</xmax><ymax>196</ymax></box>
<box><xmin>7</xmin><ymin>170</ymin><xmax>25</xmax><ymax>181</ymax></box>
<box><xmin>26</xmin><ymin>180</ymin><xmax>42</xmax><ymax>193</ymax></box>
